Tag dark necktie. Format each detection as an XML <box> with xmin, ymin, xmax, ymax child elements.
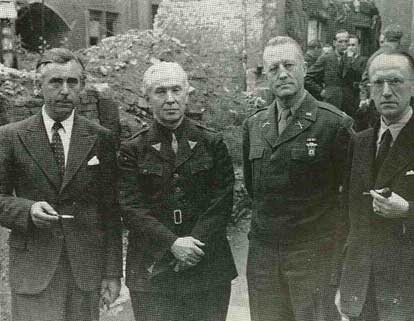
<box><xmin>374</xmin><ymin>129</ymin><xmax>392</xmax><ymax>179</ymax></box>
<box><xmin>51</xmin><ymin>122</ymin><xmax>65</xmax><ymax>179</ymax></box>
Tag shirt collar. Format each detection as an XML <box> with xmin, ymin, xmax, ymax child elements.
<box><xmin>276</xmin><ymin>92</ymin><xmax>306</xmax><ymax>120</ymax></box>
<box><xmin>378</xmin><ymin>107</ymin><xmax>413</xmax><ymax>143</ymax></box>
<box><xmin>42</xmin><ymin>105</ymin><xmax>75</xmax><ymax>133</ymax></box>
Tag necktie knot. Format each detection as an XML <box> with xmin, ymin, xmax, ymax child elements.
<box><xmin>52</xmin><ymin>122</ymin><xmax>63</xmax><ymax>132</ymax></box>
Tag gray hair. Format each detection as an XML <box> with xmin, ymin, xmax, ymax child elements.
<box><xmin>263</xmin><ymin>36</ymin><xmax>304</xmax><ymax>71</ymax></box>
<box><xmin>142</xmin><ymin>62</ymin><xmax>189</xmax><ymax>96</ymax></box>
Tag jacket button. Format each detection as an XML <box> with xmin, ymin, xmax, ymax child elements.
<box><xmin>173</xmin><ymin>173</ymin><xmax>179</xmax><ymax>178</ymax></box>
<box><xmin>142</xmin><ymin>169</ymin><xmax>148</xmax><ymax>174</ymax></box>
<box><xmin>175</xmin><ymin>187</ymin><xmax>181</xmax><ymax>193</ymax></box>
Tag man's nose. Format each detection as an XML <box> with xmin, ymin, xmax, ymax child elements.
<box><xmin>278</xmin><ymin>66</ymin><xmax>288</xmax><ymax>80</ymax></box>
<box><xmin>382</xmin><ymin>82</ymin><xmax>392</xmax><ymax>97</ymax></box>
<box><xmin>60</xmin><ymin>82</ymin><xmax>69</xmax><ymax>95</ymax></box>
<box><xmin>165</xmin><ymin>90</ymin><xmax>175</xmax><ymax>104</ymax></box>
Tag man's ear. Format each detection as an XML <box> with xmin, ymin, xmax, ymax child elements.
<box><xmin>303</xmin><ymin>61</ymin><xmax>308</xmax><ymax>75</ymax></box>
<box><xmin>34</xmin><ymin>76</ymin><xmax>42</xmax><ymax>96</ymax></box>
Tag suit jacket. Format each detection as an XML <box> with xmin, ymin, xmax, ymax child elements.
<box><xmin>0</xmin><ymin>112</ymin><xmax>122</xmax><ymax>294</ymax></box>
<box><xmin>118</xmin><ymin>117</ymin><xmax>237</xmax><ymax>293</ymax></box>
<box><xmin>305</xmin><ymin>52</ymin><xmax>367</xmax><ymax>116</ymax></box>
<box><xmin>340</xmin><ymin>116</ymin><xmax>414</xmax><ymax>319</ymax></box>
<box><xmin>243</xmin><ymin>92</ymin><xmax>353</xmax><ymax>244</ymax></box>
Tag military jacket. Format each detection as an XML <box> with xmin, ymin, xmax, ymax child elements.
<box><xmin>118</xmin><ymin>117</ymin><xmax>237</xmax><ymax>293</ymax></box>
<box><xmin>243</xmin><ymin>92</ymin><xmax>353</xmax><ymax>243</ymax></box>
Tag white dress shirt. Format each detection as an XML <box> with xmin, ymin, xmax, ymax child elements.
<box><xmin>42</xmin><ymin>106</ymin><xmax>74</xmax><ymax>167</ymax></box>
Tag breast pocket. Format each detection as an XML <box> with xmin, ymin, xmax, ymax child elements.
<box><xmin>190</xmin><ymin>158</ymin><xmax>213</xmax><ymax>175</ymax></box>
<box><xmin>289</xmin><ymin>146</ymin><xmax>327</xmax><ymax>193</ymax></box>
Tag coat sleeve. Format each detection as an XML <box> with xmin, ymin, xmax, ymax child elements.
<box><xmin>0</xmin><ymin>127</ymin><xmax>35</xmax><ymax>232</ymax></box>
<box><xmin>98</xmin><ymin>131</ymin><xmax>123</xmax><ymax>279</ymax></box>
<box><xmin>305</xmin><ymin>54</ymin><xmax>325</xmax><ymax>98</ymax></box>
<box><xmin>190</xmin><ymin>134</ymin><xmax>235</xmax><ymax>242</ymax></box>
<box><xmin>118</xmin><ymin>140</ymin><xmax>178</xmax><ymax>254</ymax></box>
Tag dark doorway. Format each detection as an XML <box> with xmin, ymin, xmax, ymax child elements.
<box><xmin>16</xmin><ymin>3</ymin><xmax>70</xmax><ymax>52</ymax></box>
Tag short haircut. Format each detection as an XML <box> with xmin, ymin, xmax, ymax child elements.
<box><xmin>142</xmin><ymin>62</ymin><xmax>189</xmax><ymax>96</ymax></box>
<box><xmin>367</xmin><ymin>47</ymin><xmax>414</xmax><ymax>78</ymax></box>
<box><xmin>307</xmin><ymin>39</ymin><xmax>321</xmax><ymax>50</ymax></box>
<box><xmin>349</xmin><ymin>34</ymin><xmax>360</xmax><ymax>44</ymax></box>
<box><xmin>36</xmin><ymin>48</ymin><xmax>85</xmax><ymax>72</ymax></box>
<box><xmin>263</xmin><ymin>36</ymin><xmax>304</xmax><ymax>71</ymax></box>
<box><xmin>335</xmin><ymin>29</ymin><xmax>349</xmax><ymax>40</ymax></box>
<box><xmin>384</xmin><ymin>24</ymin><xmax>403</xmax><ymax>43</ymax></box>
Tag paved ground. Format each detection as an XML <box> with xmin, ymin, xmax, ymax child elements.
<box><xmin>101</xmin><ymin>216</ymin><xmax>251</xmax><ymax>321</ymax></box>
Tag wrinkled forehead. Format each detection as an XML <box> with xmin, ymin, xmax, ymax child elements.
<box><xmin>335</xmin><ymin>33</ymin><xmax>349</xmax><ymax>41</ymax></box>
<box><xmin>349</xmin><ymin>38</ymin><xmax>359</xmax><ymax>46</ymax></box>
<box><xmin>39</xmin><ymin>60</ymin><xmax>83</xmax><ymax>79</ymax></box>
<box><xmin>369</xmin><ymin>54</ymin><xmax>413</xmax><ymax>79</ymax></box>
<box><xmin>263</xmin><ymin>44</ymin><xmax>303</xmax><ymax>67</ymax></box>
<box><xmin>146</xmin><ymin>65</ymin><xmax>188</xmax><ymax>89</ymax></box>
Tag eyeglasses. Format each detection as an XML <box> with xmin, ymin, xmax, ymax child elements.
<box><xmin>368</xmin><ymin>78</ymin><xmax>410</xmax><ymax>90</ymax></box>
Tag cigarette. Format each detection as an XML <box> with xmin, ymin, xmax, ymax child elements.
<box><xmin>59</xmin><ymin>215</ymin><xmax>74</xmax><ymax>219</ymax></box>
<box><xmin>362</xmin><ymin>192</ymin><xmax>371</xmax><ymax>195</ymax></box>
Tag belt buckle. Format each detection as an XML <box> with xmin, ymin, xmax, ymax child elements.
<box><xmin>174</xmin><ymin>209</ymin><xmax>182</xmax><ymax>225</ymax></box>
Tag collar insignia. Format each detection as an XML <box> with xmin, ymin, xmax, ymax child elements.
<box><xmin>151</xmin><ymin>143</ymin><xmax>161</xmax><ymax>152</ymax></box>
<box><xmin>188</xmin><ymin>140</ymin><xmax>198</xmax><ymax>150</ymax></box>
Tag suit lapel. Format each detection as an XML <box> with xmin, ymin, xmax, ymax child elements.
<box><xmin>17</xmin><ymin>113</ymin><xmax>62</xmax><ymax>191</ymax></box>
<box><xmin>375</xmin><ymin>116</ymin><xmax>414</xmax><ymax>188</ymax></box>
<box><xmin>354</xmin><ymin>129</ymin><xmax>376</xmax><ymax>190</ymax></box>
<box><xmin>273</xmin><ymin>94</ymin><xmax>317</xmax><ymax>149</ymax></box>
<box><xmin>60</xmin><ymin>114</ymin><xmax>97</xmax><ymax>193</ymax></box>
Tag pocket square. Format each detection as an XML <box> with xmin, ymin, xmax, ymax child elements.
<box><xmin>406</xmin><ymin>170</ymin><xmax>414</xmax><ymax>176</ymax></box>
<box><xmin>87</xmin><ymin>156</ymin><xmax>100</xmax><ymax>166</ymax></box>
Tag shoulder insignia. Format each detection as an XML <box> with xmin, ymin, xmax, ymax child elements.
<box><xmin>247</xmin><ymin>106</ymin><xmax>268</xmax><ymax>118</ymax></box>
<box><xmin>127</xmin><ymin>126</ymin><xmax>149</xmax><ymax>140</ymax></box>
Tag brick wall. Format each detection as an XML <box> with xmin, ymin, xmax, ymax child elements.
<box><xmin>154</xmin><ymin>0</ymin><xmax>264</xmax><ymax>91</ymax></box>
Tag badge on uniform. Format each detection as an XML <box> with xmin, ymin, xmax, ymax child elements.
<box><xmin>306</xmin><ymin>138</ymin><xmax>318</xmax><ymax>157</ymax></box>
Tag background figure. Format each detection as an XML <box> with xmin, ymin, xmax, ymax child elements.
<box><xmin>119</xmin><ymin>62</ymin><xmax>237</xmax><ymax>321</ymax></box>
<box><xmin>243</xmin><ymin>36</ymin><xmax>353</xmax><ymax>321</ymax></box>
<box><xmin>305</xmin><ymin>30</ymin><xmax>350</xmax><ymax>110</ymax></box>
<box><xmin>337</xmin><ymin>48</ymin><xmax>414</xmax><ymax>321</ymax></box>
<box><xmin>0</xmin><ymin>48</ymin><xmax>122</xmax><ymax>321</ymax></box>
<box><xmin>304</xmin><ymin>39</ymin><xmax>322</xmax><ymax>68</ymax></box>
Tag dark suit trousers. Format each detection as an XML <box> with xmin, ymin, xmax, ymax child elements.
<box><xmin>12</xmin><ymin>250</ymin><xmax>100</xmax><ymax>321</ymax></box>
<box><xmin>247</xmin><ymin>236</ymin><xmax>339</xmax><ymax>321</ymax></box>
<box><xmin>130</xmin><ymin>284</ymin><xmax>231</xmax><ymax>321</ymax></box>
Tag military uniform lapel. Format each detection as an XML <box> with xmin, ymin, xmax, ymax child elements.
<box><xmin>175</xmin><ymin>119</ymin><xmax>197</xmax><ymax>169</ymax></box>
<box><xmin>60</xmin><ymin>114</ymin><xmax>97</xmax><ymax>193</ymax></box>
<box><xmin>148</xmin><ymin>123</ymin><xmax>175</xmax><ymax>165</ymax></box>
<box><xmin>375</xmin><ymin>116</ymin><xmax>414</xmax><ymax>188</ymax></box>
<box><xmin>262</xmin><ymin>101</ymin><xmax>279</xmax><ymax>148</ymax></box>
<box><xmin>17</xmin><ymin>113</ymin><xmax>61</xmax><ymax>191</ymax></box>
<box><xmin>274</xmin><ymin>94</ymin><xmax>317</xmax><ymax>149</ymax></box>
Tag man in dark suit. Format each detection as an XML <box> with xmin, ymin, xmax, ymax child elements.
<box><xmin>0</xmin><ymin>48</ymin><xmax>122</xmax><ymax>321</ymax></box>
<box><xmin>336</xmin><ymin>48</ymin><xmax>414</xmax><ymax>321</ymax></box>
<box><xmin>243</xmin><ymin>36</ymin><xmax>353</xmax><ymax>321</ymax></box>
<box><xmin>118</xmin><ymin>62</ymin><xmax>237</xmax><ymax>321</ymax></box>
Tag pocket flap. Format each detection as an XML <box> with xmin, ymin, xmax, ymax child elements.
<box><xmin>138</xmin><ymin>164</ymin><xmax>163</xmax><ymax>176</ymax></box>
<box><xmin>249</xmin><ymin>146</ymin><xmax>264</xmax><ymax>160</ymax></box>
<box><xmin>191</xmin><ymin>159</ymin><xmax>213</xmax><ymax>174</ymax></box>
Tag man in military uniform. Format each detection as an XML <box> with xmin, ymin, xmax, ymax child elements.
<box><xmin>118</xmin><ymin>62</ymin><xmax>237</xmax><ymax>321</ymax></box>
<box><xmin>243</xmin><ymin>36</ymin><xmax>353</xmax><ymax>321</ymax></box>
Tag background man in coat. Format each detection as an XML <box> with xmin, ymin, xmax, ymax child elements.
<box><xmin>118</xmin><ymin>62</ymin><xmax>237</xmax><ymax>321</ymax></box>
<box><xmin>337</xmin><ymin>48</ymin><xmax>414</xmax><ymax>321</ymax></box>
<box><xmin>243</xmin><ymin>36</ymin><xmax>353</xmax><ymax>321</ymax></box>
<box><xmin>305</xmin><ymin>30</ymin><xmax>350</xmax><ymax>110</ymax></box>
<box><xmin>0</xmin><ymin>48</ymin><xmax>122</xmax><ymax>321</ymax></box>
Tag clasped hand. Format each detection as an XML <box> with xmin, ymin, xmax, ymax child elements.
<box><xmin>370</xmin><ymin>189</ymin><xmax>409</xmax><ymax>218</ymax></box>
<box><xmin>170</xmin><ymin>236</ymin><xmax>205</xmax><ymax>272</ymax></box>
